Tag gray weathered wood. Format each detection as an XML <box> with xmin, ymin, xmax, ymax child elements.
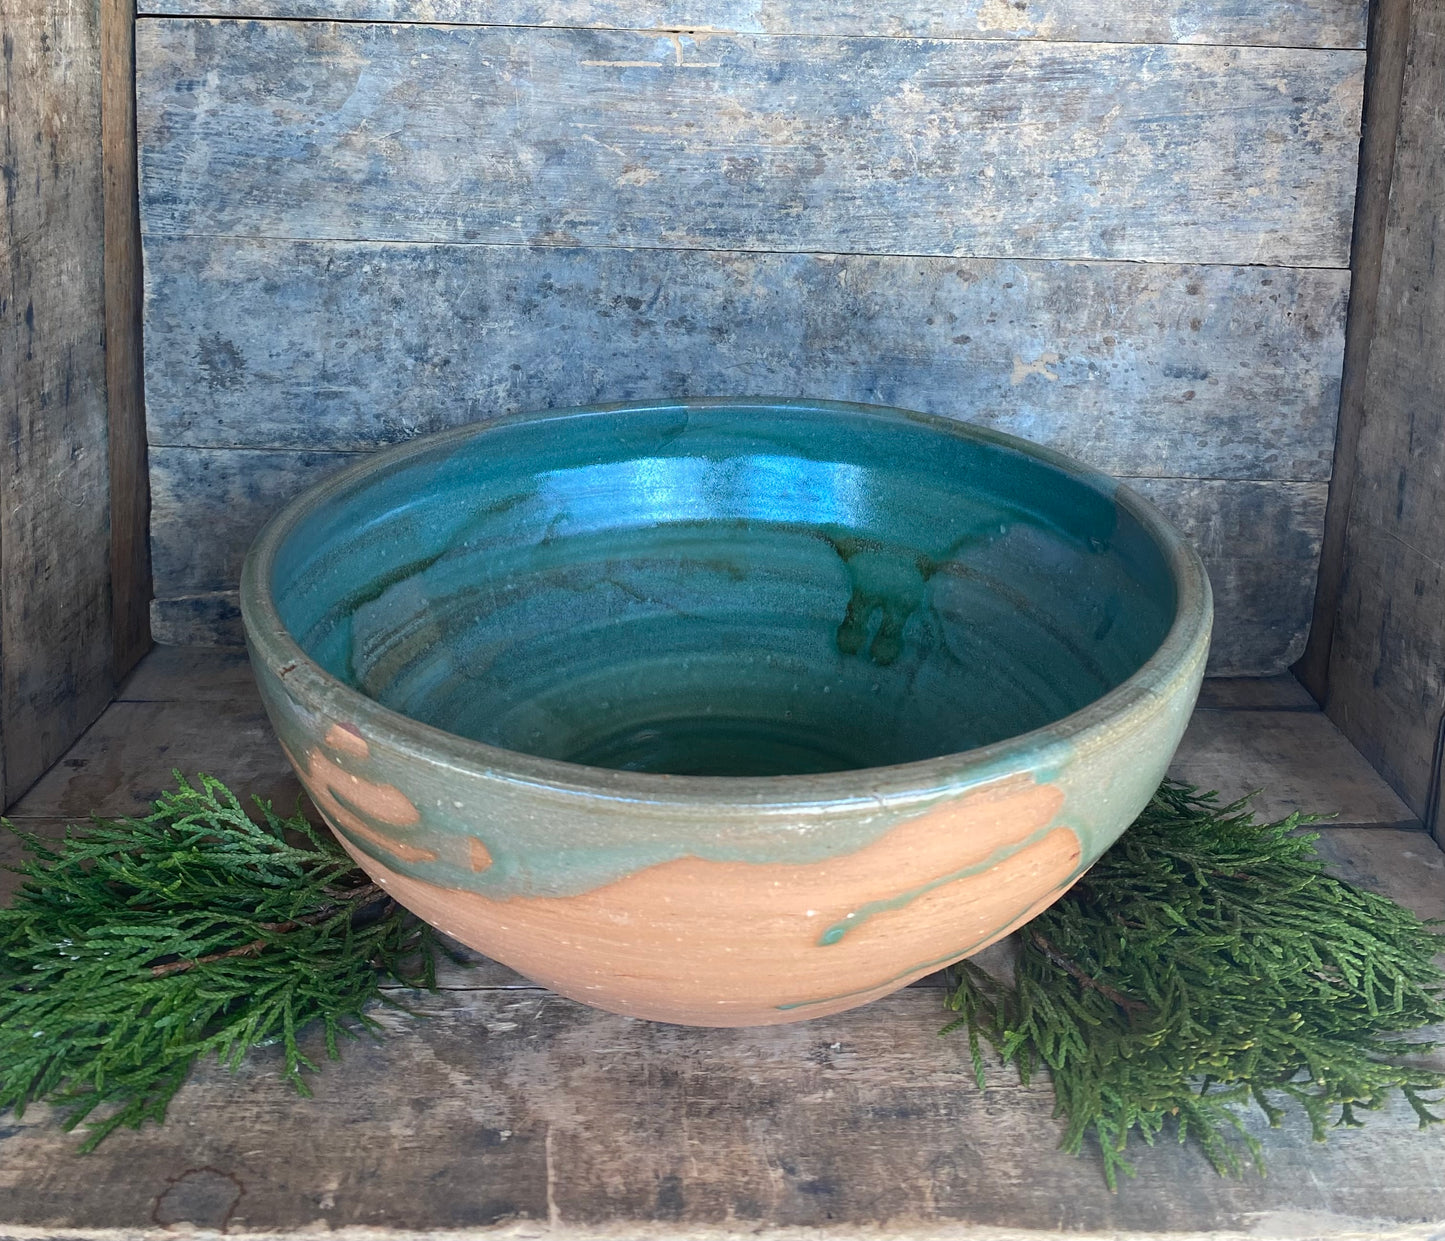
<box><xmin>2</xmin><ymin>985</ymin><xmax>1444</xmax><ymax>1234</ymax></box>
<box><xmin>3</xmin><ymin>698</ymin><xmax>309</xmax><ymax>825</ymax></box>
<box><xmin>1325</xmin><ymin>0</ymin><xmax>1445</xmax><ymax>833</ymax></box>
<box><xmin>105</xmin><ymin>0</ymin><xmax>154</xmax><ymax>679</ymax></box>
<box><xmin>134</xmin><ymin>20</ymin><xmax>1363</xmax><ymax>266</ymax></box>
<box><xmin>1128</xmin><ymin>479</ymin><xmax>1326</xmax><ymax>676</ymax></box>
<box><xmin>142</xmin><ymin>237</ymin><xmax>1349</xmax><ymax>481</ymax></box>
<box><xmin>1169</xmin><ymin>708</ymin><xmax>1419</xmax><ymax>827</ymax></box>
<box><xmin>133</xmin><ymin>0</ymin><xmax>1369</xmax><ymax>50</ymax></box>
<box><xmin>1194</xmin><ymin>674</ymin><xmax>1317</xmax><ymax>711</ymax></box>
<box><xmin>1295</xmin><ymin>0</ymin><xmax>1414</xmax><ymax>702</ymax></box>
<box><xmin>143</xmin><ymin>446</ymin><xmax>1327</xmax><ymax>674</ymax></box>
<box><xmin>0</xmin><ymin>0</ymin><xmax>116</xmax><ymax>807</ymax></box>
<box><xmin>1310</xmin><ymin>826</ymin><xmax>1445</xmax><ymax>924</ymax></box>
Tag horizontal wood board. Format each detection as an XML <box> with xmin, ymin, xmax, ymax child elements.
<box><xmin>134</xmin><ymin>0</ymin><xmax>1368</xmax><ymax>48</ymax></box>
<box><xmin>136</xmin><ymin>8</ymin><xmax>1363</xmax><ymax>675</ymax></box>
<box><xmin>0</xmin><ymin>0</ymin><xmax>117</xmax><ymax>806</ymax></box>
<box><xmin>142</xmin><ymin>238</ymin><xmax>1349</xmax><ymax>477</ymax></box>
<box><xmin>135</xmin><ymin>20</ymin><xmax>1363</xmax><ymax>266</ymax></box>
<box><xmin>4</xmin><ymin>985</ymin><xmax>1445</xmax><ymax>1236</ymax></box>
<box><xmin>1325</xmin><ymin>0</ymin><xmax>1445</xmax><ymax>828</ymax></box>
<box><xmin>144</xmin><ymin>445</ymin><xmax>1325</xmax><ymax>673</ymax></box>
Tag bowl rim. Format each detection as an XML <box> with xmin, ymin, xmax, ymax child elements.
<box><xmin>240</xmin><ymin>397</ymin><xmax>1213</xmax><ymax>809</ymax></box>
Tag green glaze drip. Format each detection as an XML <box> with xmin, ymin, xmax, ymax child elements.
<box><xmin>780</xmin><ymin>855</ymin><xmax>1092</xmax><ymax>1011</ymax></box>
<box><xmin>820</xmin><ymin>529</ymin><xmax>934</xmax><ymax>666</ymax></box>
<box><xmin>816</xmin><ymin>822</ymin><xmax>1069</xmax><ymax>947</ymax></box>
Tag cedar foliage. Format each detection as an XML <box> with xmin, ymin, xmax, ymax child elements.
<box><xmin>945</xmin><ymin>781</ymin><xmax>1445</xmax><ymax>1188</ymax></box>
<box><xmin>0</xmin><ymin>775</ymin><xmax>439</xmax><ymax>1150</ymax></box>
<box><xmin>2</xmin><ymin>775</ymin><xmax>1443</xmax><ymax>1180</ymax></box>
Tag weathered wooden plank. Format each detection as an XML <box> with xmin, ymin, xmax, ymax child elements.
<box><xmin>141</xmin><ymin>237</ymin><xmax>1349</xmax><ymax>481</ymax></box>
<box><xmin>104</xmin><ymin>0</ymin><xmax>154</xmax><ymax>678</ymax></box>
<box><xmin>1310</xmin><ymin>826</ymin><xmax>1445</xmax><ymax>924</ymax></box>
<box><xmin>1325</xmin><ymin>0</ymin><xmax>1445</xmax><ymax>834</ymax></box>
<box><xmin>135</xmin><ymin>20</ymin><xmax>1363</xmax><ymax>266</ymax></box>
<box><xmin>0</xmin><ymin>0</ymin><xmax>116</xmax><ymax>808</ymax></box>
<box><xmin>118</xmin><ymin>642</ymin><xmax>258</xmax><ymax>702</ymax></box>
<box><xmin>1169</xmin><ymin>708</ymin><xmax>1419</xmax><ymax>827</ymax></box>
<box><xmin>145</xmin><ymin>446</ymin><xmax>1326</xmax><ymax>674</ymax></box>
<box><xmin>1328</xmin><ymin>521</ymin><xmax>1444</xmax><ymax>828</ymax></box>
<box><xmin>1128</xmin><ymin>478</ymin><xmax>1327</xmax><ymax>676</ymax></box>
<box><xmin>1295</xmin><ymin>0</ymin><xmax>1414</xmax><ymax>701</ymax></box>
<box><xmin>4</xmin><ymin>698</ymin><xmax>309</xmax><ymax>824</ymax></box>
<box><xmin>1193</xmin><ymin>674</ymin><xmax>1316</xmax><ymax>711</ymax></box>
<box><xmin>3</xmin><ymin>982</ymin><xmax>1445</xmax><ymax>1234</ymax></box>
<box><xmin>133</xmin><ymin>0</ymin><xmax>1369</xmax><ymax>50</ymax></box>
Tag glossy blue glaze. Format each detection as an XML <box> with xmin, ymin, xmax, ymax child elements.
<box><xmin>269</xmin><ymin>400</ymin><xmax>1176</xmax><ymax>778</ymax></box>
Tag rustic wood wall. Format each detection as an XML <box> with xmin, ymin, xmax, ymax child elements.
<box><xmin>134</xmin><ymin>0</ymin><xmax>1367</xmax><ymax>674</ymax></box>
<box><xmin>1318</xmin><ymin>0</ymin><xmax>1445</xmax><ymax>836</ymax></box>
<box><xmin>0</xmin><ymin>0</ymin><xmax>115</xmax><ymax>806</ymax></box>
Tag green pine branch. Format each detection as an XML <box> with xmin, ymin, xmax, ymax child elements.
<box><xmin>945</xmin><ymin>781</ymin><xmax>1445</xmax><ymax>1188</ymax></box>
<box><xmin>4</xmin><ymin>773</ymin><xmax>1443</xmax><ymax>1181</ymax></box>
<box><xmin>0</xmin><ymin>774</ymin><xmax>443</xmax><ymax>1151</ymax></box>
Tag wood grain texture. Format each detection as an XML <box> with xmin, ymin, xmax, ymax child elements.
<box><xmin>5</xmin><ymin>697</ymin><xmax>309</xmax><ymax>823</ymax></box>
<box><xmin>0</xmin><ymin>0</ymin><xmax>116</xmax><ymax>807</ymax></box>
<box><xmin>133</xmin><ymin>0</ymin><xmax>1369</xmax><ymax>49</ymax></box>
<box><xmin>1193</xmin><ymin>674</ymin><xmax>1317</xmax><ymax>711</ymax></box>
<box><xmin>104</xmin><ymin>0</ymin><xmax>154</xmax><ymax>679</ymax></box>
<box><xmin>1325</xmin><ymin>0</ymin><xmax>1445</xmax><ymax>831</ymax></box>
<box><xmin>2</xmin><ymin>985</ymin><xmax>1445</xmax><ymax>1234</ymax></box>
<box><xmin>1128</xmin><ymin>478</ymin><xmax>1326</xmax><ymax>675</ymax></box>
<box><xmin>141</xmin><ymin>237</ymin><xmax>1349</xmax><ymax>480</ymax></box>
<box><xmin>1169</xmin><ymin>708</ymin><xmax>1418</xmax><ymax>827</ymax></box>
<box><xmin>143</xmin><ymin>446</ymin><xmax>1326</xmax><ymax>674</ymax></box>
<box><xmin>1296</xmin><ymin>0</ymin><xmax>1413</xmax><ymax>700</ymax></box>
<box><xmin>133</xmin><ymin>20</ymin><xmax>1364</xmax><ymax>266</ymax></box>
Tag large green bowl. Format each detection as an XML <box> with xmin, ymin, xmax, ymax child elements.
<box><xmin>240</xmin><ymin>399</ymin><xmax>1211</xmax><ymax>1026</ymax></box>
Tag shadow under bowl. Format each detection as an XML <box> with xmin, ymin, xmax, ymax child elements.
<box><xmin>240</xmin><ymin>399</ymin><xmax>1212</xmax><ymax>1025</ymax></box>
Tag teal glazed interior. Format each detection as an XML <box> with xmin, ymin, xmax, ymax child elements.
<box><xmin>265</xmin><ymin>400</ymin><xmax>1181</xmax><ymax>777</ymax></box>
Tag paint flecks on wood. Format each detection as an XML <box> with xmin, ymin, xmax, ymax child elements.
<box><xmin>0</xmin><ymin>0</ymin><xmax>115</xmax><ymax>807</ymax></box>
<box><xmin>141</xmin><ymin>237</ymin><xmax>1348</xmax><ymax>482</ymax></box>
<box><xmin>135</xmin><ymin>20</ymin><xmax>1363</xmax><ymax>266</ymax></box>
<box><xmin>132</xmin><ymin>0</ymin><xmax>1368</xmax><ymax>50</ymax></box>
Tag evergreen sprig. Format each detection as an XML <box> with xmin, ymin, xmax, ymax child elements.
<box><xmin>0</xmin><ymin>775</ymin><xmax>441</xmax><ymax>1150</ymax></box>
<box><xmin>945</xmin><ymin>781</ymin><xmax>1445</xmax><ymax>1188</ymax></box>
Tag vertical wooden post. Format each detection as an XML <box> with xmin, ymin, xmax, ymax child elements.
<box><xmin>0</xmin><ymin>0</ymin><xmax>116</xmax><ymax>806</ymax></box>
<box><xmin>1320</xmin><ymin>0</ymin><xmax>1445</xmax><ymax>838</ymax></box>
<box><xmin>1295</xmin><ymin>0</ymin><xmax>1412</xmax><ymax>701</ymax></box>
<box><xmin>104</xmin><ymin>0</ymin><xmax>152</xmax><ymax>679</ymax></box>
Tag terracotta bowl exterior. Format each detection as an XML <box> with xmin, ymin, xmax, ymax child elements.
<box><xmin>240</xmin><ymin>399</ymin><xmax>1212</xmax><ymax>1026</ymax></box>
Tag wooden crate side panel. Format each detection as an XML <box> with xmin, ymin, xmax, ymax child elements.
<box><xmin>141</xmin><ymin>238</ymin><xmax>1349</xmax><ymax>481</ymax></box>
<box><xmin>134</xmin><ymin>21</ymin><xmax>1364</xmax><ymax>266</ymax></box>
<box><xmin>1328</xmin><ymin>522</ymin><xmax>1444</xmax><ymax>819</ymax></box>
<box><xmin>132</xmin><ymin>0</ymin><xmax>1369</xmax><ymax>49</ymax></box>
<box><xmin>1294</xmin><ymin>0</ymin><xmax>1413</xmax><ymax>701</ymax></box>
<box><xmin>146</xmin><ymin>446</ymin><xmax>1326</xmax><ymax>674</ymax></box>
<box><xmin>0</xmin><ymin>0</ymin><xmax>115</xmax><ymax>805</ymax></box>
<box><xmin>104</xmin><ymin>0</ymin><xmax>154</xmax><ymax>677</ymax></box>
<box><xmin>1326</xmin><ymin>0</ymin><xmax>1445</xmax><ymax>828</ymax></box>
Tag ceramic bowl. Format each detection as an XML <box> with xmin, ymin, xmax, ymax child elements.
<box><xmin>240</xmin><ymin>399</ymin><xmax>1211</xmax><ymax>1026</ymax></box>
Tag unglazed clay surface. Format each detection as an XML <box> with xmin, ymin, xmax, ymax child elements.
<box><xmin>241</xmin><ymin>399</ymin><xmax>1211</xmax><ymax>1025</ymax></box>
